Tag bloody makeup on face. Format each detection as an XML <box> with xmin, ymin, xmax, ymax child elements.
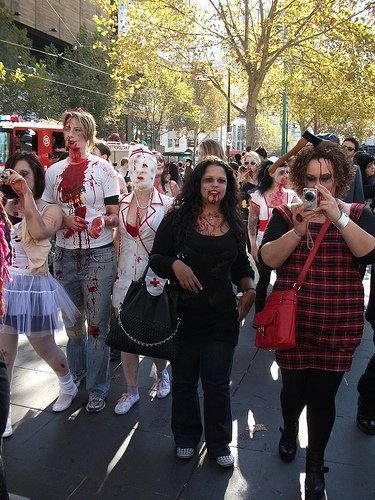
<box><xmin>305</xmin><ymin>158</ymin><xmax>335</xmax><ymax>194</ymax></box>
<box><xmin>129</xmin><ymin>152</ymin><xmax>156</xmax><ymax>191</ymax></box>
<box><xmin>273</xmin><ymin>166</ymin><xmax>289</xmax><ymax>186</ymax></box>
<box><xmin>200</xmin><ymin>165</ymin><xmax>227</xmax><ymax>205</ymax></box>
<box><xmin>63</xmin><ymin>117</ymin><xmax>87</xmax><ymax>162</ymax></box>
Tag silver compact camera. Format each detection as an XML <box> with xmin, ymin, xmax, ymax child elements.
<box><xmin>0</xmin><ymin>170</ymin><xmax>10</xmax><ymax>182</ymax></box>
<box><xmin>302</xmin><ymin>188</ymin><xmax>318</xmax><ymax>210</ymax></box>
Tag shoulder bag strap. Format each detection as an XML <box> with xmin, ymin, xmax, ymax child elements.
<box><xmin>295</xmin><ymin>219</ymin><xmax>330</xmax><ymax>288</ymax></box>
<box><xmin>137</xmin><ymin>263</ymin><xmax>150</xmax><ymax>284</ymax></box>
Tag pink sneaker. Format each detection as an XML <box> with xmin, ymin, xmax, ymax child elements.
<box><xmin>114</xmin><ymin>393</ymin><xmax>140</xmax><ymax>415</ymax></box>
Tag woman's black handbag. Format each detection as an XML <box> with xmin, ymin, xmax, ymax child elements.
<box><xmin>106</xmin><ymin>264</ymin><xmax>180</xmax><ymax>362</ymax></box>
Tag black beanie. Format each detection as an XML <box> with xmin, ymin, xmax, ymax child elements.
<box><xmin>356</xmin><ymin>152</ymin><xmax>375</xmax><ymax>172</ymax></box>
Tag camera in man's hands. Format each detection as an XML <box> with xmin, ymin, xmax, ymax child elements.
<box><xmin>302</xmin><ymin>188</ymin><xmax>318</xmax><ymax>210</ymax></box>
<box><xmin>0</xmin><ymin>170</ymin><xmax>10</xmax><ymax>182</ymax></box>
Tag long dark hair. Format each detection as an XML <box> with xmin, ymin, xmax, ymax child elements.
<box><xmin>168</xmin><ymin>162</ymin><xmax>180</xmax><ymax>184</ymax></box>
<box><xmin>4</xmin><ymin>151</ymin><xmax>45</xmax><ymax>199</ymax></box>
<box><xmin>257</xmin><ymin>160</ymin><xmax>274</xmax><ymax>194</ymax></box>
<box><xmin>167</xmin><ymin>156</ymin><xmax>245</xmax><ymax>247</ymax></box>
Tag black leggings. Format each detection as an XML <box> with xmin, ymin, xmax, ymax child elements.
<box><xmin>280</xmin><ymin>368</ymin><xmax>344</xmax><ymax>462</ymax></box>
<box><xmin>255</xmin><ymin>263</ymin><xmax>271</xmax><ymax>313</ymax></box>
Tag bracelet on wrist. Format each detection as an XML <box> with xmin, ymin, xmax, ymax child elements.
<box><xmin>243</xmin><ymin>287</ymin><xmax>256</xmax><ymax>293</ymax></box>
<box><xmin>293</xmin><ymin>229</ymin><xmax>303</xmax><ymax>238</ymax></box>
<box><xmin>333</xmin><ymin>211</ymin><xmax>350</xmax><ymax>230</ymax></box>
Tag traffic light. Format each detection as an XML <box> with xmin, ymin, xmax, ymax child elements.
<box><xmin>187</xmin><ymin>138</ymin><xmax>195</xmax><ymax>148</ymax></box>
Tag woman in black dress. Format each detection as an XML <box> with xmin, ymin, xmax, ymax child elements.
<box><xmin>150</xmin><ymin>155</ymin><xmax>255</xmax><ymax>467</ymax></box>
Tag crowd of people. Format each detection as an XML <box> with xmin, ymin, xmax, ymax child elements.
<box><xmin>0</xmin><ymin>108</ymin><xmax>374</xmax><ymax>499</ymax></box>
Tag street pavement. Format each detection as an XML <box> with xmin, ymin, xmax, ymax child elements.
<box><xmin>3</xmin><ymin>270</ymin><xmax>375</xmax><ymax>500</ymax></box>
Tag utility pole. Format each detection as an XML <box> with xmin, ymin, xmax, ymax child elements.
<box><xmin>226</xmin><ymin>68</ymin><xmax>231</xmax><ymax>160</ymax></box>
<box><xmin>281</xmin><ymin>90</ymin><xmax>288</xmax><ymax>154</ymax></box>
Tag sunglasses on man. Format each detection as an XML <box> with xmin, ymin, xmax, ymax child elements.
<box><xmin>342</xmin><ymin>145</ymin><xmax>356</xmax><ymax>152</ymax></box>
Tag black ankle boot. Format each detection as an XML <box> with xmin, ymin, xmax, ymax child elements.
<box><xmin>305</xmin><ymin>464</ymin><xmax>329</xmax><ymax>500</ymax></box>
<box><xmin>278</xmin><ymin>425</ymin><xmax>298</xmax><ymax>462</ymax></box>
<box><xmin>305</xmin><ymin>449</ymin><xmax>328</xmax><ymax>500</ymax></box>
<box><xmin>357</xmin><ymin>396</ymin><xmax>375</xmax><ymax>435</ymax></box>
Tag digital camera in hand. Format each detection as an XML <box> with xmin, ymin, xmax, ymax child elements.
<box><xmin>302</xmin><ymin>188</ymin><xmax>318</xmax><ymax>210</ymax></box>
<box><xmin>0</xmin><ymin>171</ymin><xmax>18</xmax><ymax>199</ymax></box>
<box><xmin>0</xmin><ymin>170</ymin><xmax>10</xmax><ymax>182</ymax></box>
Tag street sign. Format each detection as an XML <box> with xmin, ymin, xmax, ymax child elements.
<box><xmin>226</xmin><ymin>132</ymin><xmax>233</xmax><ymax>146</ymax></box>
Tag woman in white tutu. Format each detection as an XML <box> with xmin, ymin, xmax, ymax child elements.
<box><xmin>0</xmin><ymin>151</ymin><xmax>80</xmax><ymax>437</ymax></box>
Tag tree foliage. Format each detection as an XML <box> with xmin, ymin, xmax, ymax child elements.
<box><xmin>0</xmin><ymin>0</ymin><xmax>54</xmax><ymax>117</ymax></box>
<box><xmin>94</xmin><ymin>0</ymin><xmax>374</xmax><ymax>147</ymax></box>
<box><xmin>93</xmin><ymin>1</ymin><xmax>227</xmax><ymax>145</ymax></box>
<box><xmin>45</xmin><ymin>29</ymin><xmax>114</xmax><ymax>135</ymax></box>
<box><xmin>0</xmin><ymin>2</ymin><xmax>115</xmax><ymax>136</ymax></box>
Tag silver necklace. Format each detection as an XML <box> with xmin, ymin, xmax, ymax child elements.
<box><xmin>134</xmin><ymin>190</ymin><xmax>152</xmax><ymax>209</ymax></box>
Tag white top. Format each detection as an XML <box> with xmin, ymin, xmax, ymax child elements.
<box><xmin>112</xmin><ymin>188</ymin><xmax>173</xmax><ymax>309</ymax></box>
<box><xmin>251</xmin><ymin>188</ymin><xmax>298</xmax><ymax>246</ymax></box>
<box><xmin>43</xmin><ymin>154</ymin><xmax>119</xmax><ymax>249</ymax></box>
<box><xmin>10</xmin><ymin>222</ymin><xmax>28</xmax><ymax>270</ymax></box>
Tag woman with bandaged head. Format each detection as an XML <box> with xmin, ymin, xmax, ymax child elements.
<box><xmin>112</xmin><ymin>144</ymin><xmax>173</xmax><ymax>415</ymax></box>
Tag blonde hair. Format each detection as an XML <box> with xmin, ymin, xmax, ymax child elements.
<box><xmin>243</xmin><ymin>151</ymin><xmax>261</xmax><ymax>182</ymax></box>
<box><xmin>199</xmin><ymin>139</ymin><xmax>226</xmax><ymax>161</ymax></box>
<box><xmin>61</xmin><ymin>108</ymin><xmax>97</xmax><ymax>151</ymax></box>
<box><xmin>243</xmin><ymin>151</ymin><xmax>261</xmax><ymax>166</ymax></box>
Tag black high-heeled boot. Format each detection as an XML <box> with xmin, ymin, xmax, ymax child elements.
<box><xmin>278</xmin><ymin>424</ymin><xmax>298</xmax><ymax>462</ymax></box>
<box><xmin>305</xmin><ymin>451</ymin><xmax>329</xmax><ymax>500</ymax></box>
<box><xmin>357</xmin><ymin>396</ymin><xmax>375</xmax><ymax>435</ymax></box>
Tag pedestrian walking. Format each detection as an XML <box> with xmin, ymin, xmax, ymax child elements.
<box><xmin>248</xmin><ymin>160</ymin><xmax>299</xmax><ymax>312</ymax></box>
<box><xmin>259</xmin><ymin>143</ymin><xmax>375</xmax><ymax>499</ymax></box>
<box><xmin>112</xmin><ymin>144</ymin><xmax>173</xmax><ymax>414</ymax></box>
<box><xmin>153</xmin><ymin>153</ymin><xmax>180</xmax><ymax>198</ymax></box>
<box><xmin>150</xmin><ymin>155</ymin><xmax>256</xmax><ymax>467</ymax></box>
<box><xmin>0</xmin><ymin>152</ymin><xmax>79</xmax><ymax>439</ymax></box>
<box><xmin>43</xmin><ymin>108</ymin><xmax>119</xmax><ymax>413</ymax></box>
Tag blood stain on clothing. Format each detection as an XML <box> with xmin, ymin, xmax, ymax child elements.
<box><xmin>268</xmin><ymin>184</ymin><xmax>284</xmax><ymax>207</ymax></box>
<box><xmin>88</xmin><ymin>325</ymin><xmax>100</xmax><ymax>338</ymax></box>
<box><xmin>57</xmin><ymin>159</ymin><xmax>88</xmax><ymax>239</ymax></box>
<box><xmin>58</xmin><ymin>160</ymin><xmax>88</xmax><ymax>204</ymax></box>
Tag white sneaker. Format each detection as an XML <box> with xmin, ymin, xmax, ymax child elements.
<box><xmin>114</xmin><ymin>393</ymin><xmax>140</xmax><ymax>415</ymax></box>
<box><xmin>2</xmin><ymin>414</ymin><xmax>12</xmax><ymax>438</ymax></box>
<box><xmin>53</xmin><ymin>386</ymin><xmax>78</xmax><ymax>412</ymax></box>
<box><xmin>216</xmin><ymin>454</ymin><xmax>234</xmax><ymax>467</ymax></box>
<box><xmin>156</xmin><ymin>373</ymin><xmax>170</xmax><ymax>399</ymax></box>
<box><xmin>176</xmin><ymin>447</ymin><xmax>194</xmax><ymax>459</ymax></box>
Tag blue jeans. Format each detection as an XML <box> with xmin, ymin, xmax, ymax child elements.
<box><xmin>54</xmin><ymin>245</ymin><xmax>116</xmax><ymax>397</ymax></box>
<box><xmin>171</xmin><ymin>339</ymin><xmax>235</xmax><ymax>457</ymax></box>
